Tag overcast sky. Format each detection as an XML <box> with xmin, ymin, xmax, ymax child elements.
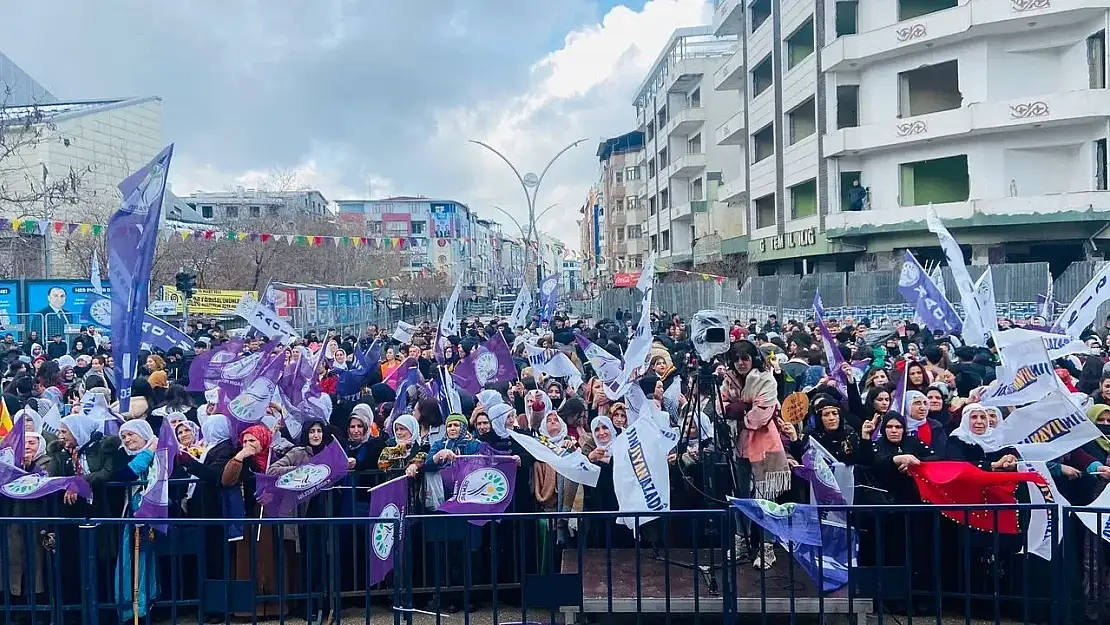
<box><xmin>0</xmin><ymin>0</ymin><xmax>712</xmax><ymax>249</ymax></box>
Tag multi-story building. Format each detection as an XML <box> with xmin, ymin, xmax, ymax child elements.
<box><xmin>182</xmin><ymin>188</ymin><xmax>330</xmax><ymax>224</ymax></box>
<box><xmin>562</xmin><ymin>258</ymin><xmax>582</xmax><ymax>294</ymax></box>
<box><xmin>578</xmin><ymin>188</ymin><xmax>603</xmax><ymax>287</ymax></box>
<box><xmin>711</xmin><ymin>0</ymin><xmax>1110</xmax><ymax>275</ymax></box>
<box><xmin>536</xmin><ymin>232</ymin><xmax>567</xmax><ymax>285</ymax></box>
<box><xmin>335</xmin><ymin>196</ymin><xmax>526</xmax><ymax>291</ymax></box>
<box><xmin>634</xmin><ymin>26</ymin><xmax>747</xmax><ymax>274</ymax></box>
<box><xmin>594</xmin><ymin>131</ymin><xmax>647</xmax><ymax>284</ymax></box>
<box><xmin>0</xmin><ymin>51</ymin><xmax>56</xmax><ymax>105</ymax></box>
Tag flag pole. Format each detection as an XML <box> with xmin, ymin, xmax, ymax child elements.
<box><xmin>132</xmin><ymin>524</ymin><xmax>140</xmax><ymax>625</ymax></box>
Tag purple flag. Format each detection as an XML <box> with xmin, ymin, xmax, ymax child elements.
<box><xmin>187</xmin><ymin>339</ymin><xmax>246</xmax><ymax>392</ymax></box>
<box><xmin>134</xmin><ymin>418</ymin><xmax>180</xmax><ymax>533</ymax></box>
<box><xmin>336</xmin><ymin>341</ymin><xmax>379</xmax><ymax>402</ymax></box>
<box><xmin>218</xmin><ymin>342</ymin><xmax>285</xmax><ymax>427</ymax></box>
<box><xmin>793</xmin><ymin>442</ymin><xmax>846</xmax><ymax>505</ymax></box>
<box><xmin>452</xmin><ymin>333</ymin><xmax>516</xmax><ymax>395</ymax></box>
<box><xmin>108</xmin><ymin>145</ymin><xmax>174</xmax><ymax>412</ymax></box>
<box><xmin>850</xmin><ymin>359</ymin><xmax>871</xmax><ymax>381</ymax></box>
<box><xmin>813</xmin><ymin>291</ymin><xmax>849</xmax><ymax>397</ymax></box>
<box><xmin>254</xmin><ymin>439</ymin><xmax>350</xmax><ymax>517</ymax></box>
<box><xmin>387</xmin><ymin>364</ymin><xmax>423</xmax><ymax>427</ymax></box>
<box><xmin>367</xmin><ymin>476</ymin><xmax>409</xmax><ymax>587</ymax></box>
<box><xmin>437</xmin><ymin>454</ymin><xmax>518</xmax><ymax>525</ymax></box>
<box><xmin>0</xmin><ymin>415</ymin><xmax>26</xmax><ymax>468</ymax></box>
<box><xmin>898</xmin><ymin>251</ymin><xmax>962</xmax><ymax>335</ymax></box>
<box><xmin>538</xmin><ymin>275</ymin><xmax>559</xmax><ymax>323</ymax></box>
<box><xmin>0</xmin><ymin>460</ymin><xmax>93</xmax><ymax>503</ymax></box>
<box><xmin>729</xmin><ymin>498</ymin><xmax>855</xmax><ymax>592</ymax></box>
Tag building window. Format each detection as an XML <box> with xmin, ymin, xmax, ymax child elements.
<box><xmin>385</xmin><ymin>220</ymin><xmax>409</xmax><ymax>235</ymax></box>
<box><xmin>267</xmin><ymin>206</ymin><xmax>279</xmax><ymax>217</ymax></box>
<box><xmin>615</xmin><ymin>170</ymin><xmax>624</xmax><ymax>184</ymax></box>
<box><xmin>689</xmin><ymin>87</ymin><xmax>701</xmax><ymax>108</ymax></box>
<box><xmin>790</xmin><ymin>179</ymin><xmax>818</xmax><ymax>220</ymax></box>
<box><xmin>788</xmin><ymin>98</ymin><xmax>817</xmax><ymax>144</ymax></box>
<box><xmin>752</xmin><ymin>54</ymin><xmax>773</xmax><ymax>97</ymax></box>
<box><xmin>628</xmin><ymin>225</ymin><xmax>643</xmax><ymax>239</ymax></box>
<box><xmin>1089</xmin><ymin>31</ymin><xmax>1106</xmax><ymax>89</ymax></box>
<box><xmin>753</xmin><ymin>124</ymin><xmax>775</xmax><ymax>163</ymax></box>
<box><xmin>836</xmin><ymin>1</ymin><xmax>858</xmax><ymax>36</ymax></box>
<box><xmin>201</xmin><ymin>205</ymin><xmax>213</xmax><ymax>219</ymax></box>
<box><xmin>650</xmin><ymin>234</ymin><xmax>658</xmax><ymax>252</ymax></box>
<box><xmin>367</xmin><ymin>221</ymin><xmax>383</xmax><ymax>235</ymax></box>
<box><xmin>625</xmin><ymin>166</ymin><xmax>640</xmax><ymax>181</ymax></box>
<box><xmin>837</xmin><ymin>85</ymin><xmax>860</xmax><ymax>129</ymax></box>
<box><xmin>661</xmin><ymin>230</ymin><xmax>671</xmax><ymax>251</ymax></box>
<box><xmin>751</xmin><ymin>0</ymin><xmax>771</xmax><ymax>33</ymax></box>
<box><xmin>225</xmin><ymin>206</ymin><xmax>239</xmax><ymax>219</ymax></box>
<box><xmin>1097</xmin><ymin>139</ymin><xmax>1108</xmax><ymax>190</ymax></box>
<box><xmin>648</xmin><ymin>159</ymin><xmax>656</xmax><ymax>178</ymax></box>
<box><xmin>687</xmin><ymin>134</ymin><xmax>702</xmax><ymax>155</ymax></box>
<box><xmin>899</xmin><ymin>155</ymin><xmax>970</xmax><ymax>206</ymax></box>
<box><xmin>898</xmin><ymin>0</ymin><xmax>957</xmax><ymax>21</ymax></box>
<box><xmin>411</xmin><ymin>221</ymin><xmax>426</xmax><ymax>235</ymax></box>
<box><xmin>786</xmin><ymin>19</ymin><xmax>814</xmax><ymax>69</ymax></box>
<box><xmin>615</xmin><ymin>198</ymin><xmax>625</xmax><ymax>211</ymax></box>
<box><xmin>616</xmin><ymin>228</ymin><xmax>625</xmax><ymax>243</ymax></box>
<box><xmin>249</xmin><ymin>206</ymin><xmax>261</xmax><ymax>219</ymax></box>
<box><xmin>755</xmin><ymin>194</ymin><xmax>776</xmax><ymax>229</ymax></box>
<box><xmin>898</xmin><ymin>60</ymin><xmax>962</xmax><ymax>118</ymax></box>
<box><xmin>690</xmin><ymin>178</ymin><xmax>704</xmax><ymax>201</ymax></box>
<box><xmin>659</xmin><ymin>148</ymin><xmax>669</xmax><ymax>169</ymax></box>
<box><xmin>649</xmin><ymin>196</ymin><xmax>657</xmax><ymax>216</ymax></box>
<box><xmin>628</xmin><ymin>197</ymin><xmax>641</xmax><ymax>211</ymax></box>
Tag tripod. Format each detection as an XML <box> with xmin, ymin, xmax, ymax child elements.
<box><xmin>648</xmin><ymin>356</ymin><xmax>740</xmax><ymax>594</ymax></box>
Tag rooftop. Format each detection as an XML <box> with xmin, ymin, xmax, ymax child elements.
<box><xmin>0</xmin><ymin>96</ymin><xmax>160</xmax><ymax>127</ymax></box>
<box><xmin>597</xmin><ymin>131</ymin><xmax>645</xmax><ymax>161</ymax></box>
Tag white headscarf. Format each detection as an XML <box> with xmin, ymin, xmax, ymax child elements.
<box><xmin>904</xmin><ymin>391</ymin><xmax>928</xmax><ymax>432</ymax></box>
<box><xmin>119</xmin><ymin>420</ymin><xmax>155</xmax><ymax>456</ymax></box>
<box><xmin>198</xmin><ymin>415</ymin><xmax>231</xmax><ymax>463</ymax></box>
<box><xmin>476</xmin><ymin>389</ymin><xmax>505</xmax><ymax>408</ymax></box>
<box><xmin>541</xmin><ymin>412</ymin><xmax>568</xmax><ymax>445</ymax></box>
<box><xmin>590</xmin><ymin>415</ymin><xmax>616</xmax><ymax>450</ymax></box>
<box><xmin>15</xmin><ymin>408</ymin><xmax>41</xmax><ymax>433</ymax></box>
<box><xmin>60</xmin><ymin>413</ymin><xmax>100</xmax><ymax>448</ymax></box>
<box><xmin>952</xmin><ymin>403</ymin><xmax>1000</xmax><ymax>451</ymax></box>
<box><xmin>487</xmin><ymin>403</ymin><xmax>514</xmax><ymax>439</ymax></box>
<box><xmin>392</xmin><ymin>414</ymin><xmax>419</xmax><ymax>444</ymax></box>
<box><xmin>25</xmin><ymin>433</ymin><xmax>47</xmax><ymax>463</ymax></box>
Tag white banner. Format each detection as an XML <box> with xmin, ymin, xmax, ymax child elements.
<box><xmin>523</xmin><ymin>344</ymin><xmax>584</xmax><ymax>390</ymax></box>
<box><xmin>613</xmin><ymin>253</ymin><xmax>656</xmax><ymax>399</ymax></box>
<box><xmin>508</xmin><ymin>431</ymin><xmax>600</xmax><ymax>487</ymax></box>
<box><xmin>1052</xmin><ymin>261</ymin><xmax>1110</xmax><ymax>338</ymax></box>
<box><xmin>1021</xmin><ymin>461</ymin><xmax>1067</xmax><ymax>561</ymax></box>
<box><xmin>1074</xmin><ymin>478</ymin><xmax>1110</xmax><ymax>546</ymax></box>
<box><xmin>974</xmin><ymin>268</ymin><xmax>998</xmax><ymax>337</ymax></box>
<box><xmin>927</xmin><ymin>210</ymin><xmax>988</xmax><ymax>345</ymax></box>
<box><xmin>980</xmin><ymin>337</ymin><xmax>1057</xmax><ymax>407</ymax></box>
<box><xmin>236</xmin><ymin>293</ymin><xmax>299</xmax><ymax>340</ymax></box>
<box><xmin>392</xmin><ymin>320</ymin><xmax>416</xmax><ymax>344</ymax></box>
<box><xmin>929</xmin><ymin>263</ymin><xmax>946</xmax><ymax>299</ymax></box>
<box><xmin>994</xmin><ymin>327</ymin><xmax>1090</xmax><ymax>360</ymax></box>
<box><xmin>440</xmin><ymin>276</ymin><xmax>465</xmax><ymax>341</ymax></box>
<box><xmin>508</xmin><ymin>283</ymin><xmax>533</xmax><ymax>329</ymax></box>
<box><xmin>991</xmin><ymin>390</ymin><xmax>1102</xmax><ymax>461</ymax></box>
<box><xmin>609</xmin><ymin>416</ymin><xmax>678</xmax><ymax>530</ymax></box>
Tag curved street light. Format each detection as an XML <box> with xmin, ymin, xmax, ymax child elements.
<box><xmin>469</xmin><ymin>138</ymin><xmax>588</xmax><ymax>285</ymax></box>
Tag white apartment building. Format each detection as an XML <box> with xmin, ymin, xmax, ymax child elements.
<box><xmin>634</xmin><ymin>26</ymin><xmax>747</xmax><ymax>272</ymax></box>
<box><xmin>712</xmin><ymin>0</ymin><xmax>1110</xmax><ymax>275</ymax></box>
<box><xmin>594</xmin><ymin>132</ymin><xmax>648</xmax><ymax>284</ymax></box>
<box><xmin>182</xmin><ymin>188</ymin><xmax>330</xmax><ymax>223</ymax></box>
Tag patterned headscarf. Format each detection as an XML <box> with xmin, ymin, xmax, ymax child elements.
<box><xmin>240</xmin><ymin>424</ymin><xmax>273</xmax><ymax>471</ymax></box>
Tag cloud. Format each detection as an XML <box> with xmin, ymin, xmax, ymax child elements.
<box><xmin>427</xmin><ymin>0</ymin><xmax>712</xmax><ymax>247</ymax></box>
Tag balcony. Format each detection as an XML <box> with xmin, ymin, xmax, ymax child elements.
<box><xmin>672</xmin><ymin>199</ymin><xmax>707</xmax><ymax>221</ymax></box>
<box><xmin>665</xmin><ymin>59</ymin><xmax>704</xmax><ymax>94</ymax></box>
<box><xmin>824</xmin><ymin>89</ymin><xmax>1110</xmax><ymax>157</ymax></box>
<box><xmin>667</xmin><ymin>152</ymin><xmax>707</xmax><ymax>178</ymax></box>
<box><xmin>667</xmin><ymin>106</ymin><xmax>707</xmax><ymax>137</ymax></box>
<box><xmin>719</xmin><ymin>177</ymin><xmax>748</xmax><ymax>203</ymax></box>
<box><xmin>823</xmin><ymin>0</ymin><xmax>1103</xmax><ymax>73</ymax></box>
<box><xmin>713</xmin><ymin>0</ymin><xmax>744</xmax><ymax>37</ymax></box>
<box><xmin>826</xmin><ymin>191</ymin><xmax>1110</xmax><ymax>238</ymax></box>
<box><xmin>716</xmin><ymin>108</ymin><xmax>746</xmax><ymax>145</ymax></box>
<box><xmin>713</xmin><ymin>48</ymin><xmax>745</xmax><ymax>91</ymax></box>
<box><xmin>694</xmin><ymin>232</ymin><xmax>723</xmax><ymax>266</ymax></box>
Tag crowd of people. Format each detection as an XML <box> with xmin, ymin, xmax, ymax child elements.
<box><xmin>0</xmin><ymin>307</ymin><xmax>1109</xmax><ymax>624</ymax></box>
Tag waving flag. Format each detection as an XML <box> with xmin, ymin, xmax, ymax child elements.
<box><xmin>108</xmin><ymin>145</ymin><xmax>174</xmax><ymax>412</ymax></box>
<box><xmin>187</xmin><ymin>338</ymin><xmax>245</xmax><ymax>392</ymax></box>
<box><xmin>0</xmin><ymin>460</ymin><xmax>92</xmax><ymax>503</ymax></box>
<box><xmin>927</xmin><ymin>210</ymin><xmax>987</xmax><ymax>345</ymax></box>
<box><xmin>132</xmin><ymin>418</ymin><xmax>180</xmax><ymax>533</ymax></box>
<box><xmin>368</xmin><ymin>476</ymin><xmax>409</xmax><ymax>586</ymax></box>
<box><xmin>0</xmin><ymin>414</ymin><xmax>25</xmax><ymax>467</ymax></box>
<box><xmin>909</xmin><ymin>461</ymin><xmax>1045</xmax><ymax>534</ymax></box>
<box><xmin>1053</xmin><ymin>261</ymin><xmax>1110</xmax><ymax>338</ymax></box>
<box><xmin>438</xmin><ymin>454</ymin><xmax>518</xmax><ymax>524</ymax></box>
<box><xmin>793</xmin><ymin>438</ymin><xmax>846</xmax><ymax>506</ymax></box>
<box><xmin>255</xmin><ymin>439</ymin><xmax>350</xmax><ymax>517</ymax></box>
<box><xmin>91</xmin><ymin>251</ymin><xmax>103</xmax><ymax>295</ymax></box>
<box><xmin>218</xmin><ymin>342</ymin><xmax>286</xmax><ymax>432</ymax></box>
<box><xmin>814</xmin><ymin>291</ymin><xmax>848</xmax><ymax>396</ymax></box>
<box><xmin>538</xmin><ymin>275</ymin><xmax>560</xmax><ymax>323</ymax></box>
<box><xmin>0</xmin><ymin>399</ymin><xmax>13</xmax><ymax>439</ymax></box>
<box><xmin>336</xmin><ymin>341</ymin><xmax>380</xmax><ymax>402</ymax></box>
<box><xmin>387</xmin><ymin>364</ymin><xmax>424</xmax><ymax>427</ymax></box>
<box><xmin>452</xmin><ymin>333</ymin><xmax>516</xmax><ymax>395</ymax></box>
<box><xmin>509</xmin><ymin>430</ymin><xmax>599</xmax><ymax>487</ymax></box>
<box><xmin>898</xmin><ymin>251</ymin><xmax>962</xmax><ymax>335</ymax></box>
<box><xmin>83</xmin><ymin>293</ymin><xmax>195</xmax><ymax>353</ymax></box>
<box><xmin>729</xmin><ymin>498</ymin><xmax>855</xmax><ymax>592</ymax></box>
<box><xmin>436</xmin><ymin>276</ymin><xmax>465</xmax><ymax>363</ymax></box>
<box><xmin>508</xmin><ymin>284</ymin><xmax>532</xmax><ymax>329</ymax></box>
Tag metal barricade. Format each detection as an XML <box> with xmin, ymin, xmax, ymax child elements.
<box><xmin>0</xmin><ymin>312</ymin><xmax>45</xmax><ymax>343</ymax></box>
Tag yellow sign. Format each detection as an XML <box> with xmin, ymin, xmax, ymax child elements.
<box><xmin>162</xmin><ymin>286</ymin><xmax>257</xmax><ymax>315</ymax></box>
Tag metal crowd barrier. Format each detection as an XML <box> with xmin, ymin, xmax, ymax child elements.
<box><xmin>0</xmin><ymin>312</ymin><xmax>45</xmax><ymax>343</ymax></box>
<box><xmin>1</xmin><ymin>491</ymin><xmax>1108</xmax><ymax>624</ymax></box>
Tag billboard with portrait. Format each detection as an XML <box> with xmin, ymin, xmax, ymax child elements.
<box><xmin>24</xmin><ymin>280</ymin><xmax>111</xmax><ymax>339</ymax></box>
<box><xmin>298</xmin><ymin>289</ymin><xmax>317</xmax><ymax>325</ymax></box>
<box><xmin>316</xmin><ymin>289</ymin><xmax>332</xmax><ymax>327</ymax></box>
<box><xmin>0</xmin><ymin>281</ymin><xmax>21</xmax><ymax>338</ymax></box>
<box><xmin>336</xmin><ymin>290</ymin><xmax>349</xmax><ymax>324</ymax></box>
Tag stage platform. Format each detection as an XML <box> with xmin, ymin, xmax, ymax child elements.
<box><xmin>558</xmin><ymin>548</ymin><xmax>870</xmax><ymax>619</ymax></box>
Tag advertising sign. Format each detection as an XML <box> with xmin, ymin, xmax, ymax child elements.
<box><xmin>350</xmin><ymin>290</ymin><xmax>363</xmax><ymax>316</ymax></box>
<box><xmin>336</xmin><ymin>290</ymin><xmax>350</xmax><ymax>324</ymax></box>
<box><xmin>613</xmin><ymin>273</ymin><xmax>640</xmax><ymax>288</ymax></box>
<box><xmin>273</xmin><ymin>288</ymin><xmax>298</xmax><ymax>323</ymax></box>
<box><xmin>298</xmin><ymin>289</ymin><xmax>317</xmax><ymax>325</ymax></box>
<box><xmin>24</xmin><ymin>280</ymin><xmax>111</xmax><ymax>338</ymax></box>
<box><xmin>316</xmin><ymin>289</ymin><xmax>332</xmax><ymax>327</ymax></box>
<box><xmin>162</xmin><ymin>285</ymin><xmax>257</xmax><ymax>316</ymax></box>
<box><xmin>0</xmin><ymin>281</ymin><xmax>21</xmax><ymax>337</ymax></box>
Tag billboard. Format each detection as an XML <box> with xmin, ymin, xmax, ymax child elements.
<box><xmin>162</xmin><ymin>285</ymin><xmax>256</xmax><ymax>316</ymax></box>
<box><xmin>316</xmin><ymin>289</ymin><xmax>332</xmax><ymax>326</ymax></box>
<box><xmin>613</xmin><ymin>272</ymin><xmax>640</xmax><ymax>288</ymax></box>
<box><xmin>336</xmin><ymin>290</ymin><xmax>349</xmax><ymax>324</ymax></box>
<box><xmin>273</xmin><ymin>287</ymin><xmax>298</xmax><ymax>323</ymax></box>
<box><xmin>298</xmin><ymin>289</ymin><xmax>317</xmax><ymax>325</ymax></box>
<box><xmin>0</xmin><ymin>281</ymin><xmax>21</xmax><ymax>338</ymax></box>
<box><xmin>24</xmin><ymin>280</ymin><xmax>111</xmax><ymax>338</ymax></box>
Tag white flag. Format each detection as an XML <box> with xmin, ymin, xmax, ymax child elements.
<box><xmin>927</xmin><ymin>209</ymin><xmax>988</xmax><ymax>345</ymax></box>
<box><xmin>993</xmin><ymin>327</ymin><xmax>1090</xmax><ymax>360</ymax></box>
<box><xmin>392</xmin><ymin>320</ymin><xmax>416</xmax><ymax>344</ymax></box>
<box><xmin>991</xmin><ymin>390</ymin><xmax>1102</xmax><ymax>461</ymax></box>
<box><xmin>91</xmin><ymin>251</ymin><xmax>104</xmax><ymax>295</ymax></box>
<box><xmin>1052</xmin><ymin>261</ymin><xmax>1110</xmax><ymax>338</ymax></box>
<box><xmin>1020</xmin><ymin>461</ymin><xmax>1067</xmax><ymax>561</ymax></box>
<box><xmin>508</xmin><ymin>431</ymin><xmax>600</xmax><ymax>487</ymax></box>
<box><xmin>611</xmin><ymin>253</ymin><xmax>656</xmax><ymax>400</ymax></box>
<box><xmin>439</xmin><ymin>276</ymin><xmax>465</xmax><ymax>342</ymax></box>
<box><xmin>974</xmin><ymin>267</ymin><xmax>998</xmax><ymax>336</ymax></box>
<box><xmin>1074</xmin><ymin>478</ymin><xmax>1110</xmax><ymax>546</ymax></box>
<box><xmin>508</xmin><ymin>283</ymin><xmax>532</xmax><ymax>329</ymax></box>
<box><xmin>236</xmin><ymin>293</ymin><xmax>298</xmax><ymax>340</ymax></box>
<box><xmin>609</xmin><ymin>416</ymin><xmax>678</xmax><ymax>530</ymax></box>
<box><xmin>980</xmin><ymin>336</ymin><xmax>1057</xmax><ymax>407</ymax></box>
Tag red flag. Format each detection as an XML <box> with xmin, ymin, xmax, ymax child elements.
<box><xmin>909</xmin><ymin>461</ymin><xmax>1045</xmax><ymax>534</ymax></box>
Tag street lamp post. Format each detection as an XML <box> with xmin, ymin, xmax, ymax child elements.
<box><xmin>468</xmin><ymin>138</ymin><xmax>588</xmax><ymax>287</ymax></box>
<box><xmin>488</xmin><ymin>203</ymin><xmax>559</xmax><ymax>288</ymax></box>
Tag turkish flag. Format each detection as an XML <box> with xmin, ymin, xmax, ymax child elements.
<box><xmin>910</xmin><ymin>461</ymin><xmax>1045</xmax><ymax>534</ymax></box>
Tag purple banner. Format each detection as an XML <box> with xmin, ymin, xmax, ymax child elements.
<box><xmin>538</xmin><ymin>275</ymin><xmax>559</xmax><ymax>323</ymax></box>
<box><xmin>0</xmin><ymin>466</ymin><xmax>92</xmax><ymax>503</ymax></box>
<box><xmin>437</xmin><ymin>454</ymin><xmax>518</xmax><ymax>525</ymax></box>
<box><xmin>187</xmin><ymin>338</ymin><xmax>245</xmax><ymax>392</ymax></box>
<box><xmin>134</xmin><ymin>418</ymin><xmax>180</xmax><ymax>533</ymax></box>
<box><xmin>793</xmin><ymin>444</ymin><xmax>846</xmax><ymax>505</ymax></box>
<box><xmin>0</xmin><ymin>414</ymin><xmax>25</xmax><ymax>467</ymax></box>
<box><xmin>898</xmin><ymin>250</ymin><xmax>962</xmax><ymax>335</ymax></box>
<box><xmin>452</xmin><ymin>333</ymin><xmax>516</xmax><ymax>395</ymax></box>
<box><xmin>813</xmin><ymin>291</ymin><xmax>849</xmax><ymax>397</ymax></box>
<box><xmin>108</xmin><ymin>145</ymin><xmax>174</xmax><ymax>412</ymax></box>
<box><xmin>367</xmin><ymin>476</ymin><xmax>409</xmax><ymax>587</ymax></box>
<box><xmin>254</xmin><ymin>439</ymin><xmax>350</xmax><ymax>517</ymax></box>
<box><xmin>218</xmin><ymin>342</ymin><xmax>286</xmax><ymax>431</ymax></box>
<box><xmin>336</xmin><ymin>341</ymin><xmax>379</xmax><ymax>402</ymax></box>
